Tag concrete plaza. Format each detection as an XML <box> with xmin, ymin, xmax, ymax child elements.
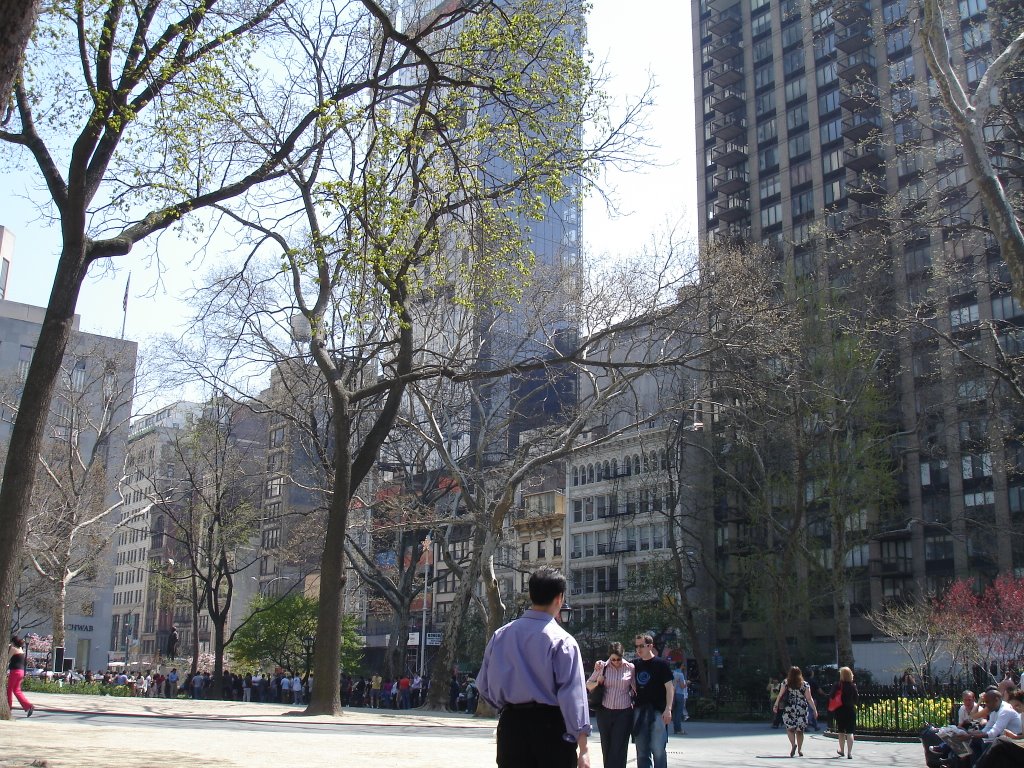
<box><xmin>0</xmin><ymin>694</ymin><xmax>923</xmax><ymax>768</ymax></box>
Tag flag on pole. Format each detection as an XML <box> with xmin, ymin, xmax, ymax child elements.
<box><xmin>122</xmin><ymin>273</ymin><xmax>131</xmax><ymax>312</ymax></box>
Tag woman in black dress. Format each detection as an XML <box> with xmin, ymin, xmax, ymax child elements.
<box><xmin>832</xmin><ymin>666</ymin><xmax>858</xmax><ymax>759</ymax></box>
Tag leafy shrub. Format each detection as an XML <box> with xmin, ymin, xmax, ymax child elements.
<box><xmin>858</xmin><ymin>696</ymin><xmax>955</xmax><ymax>732</ymax></box>
<box><xmin>21</xmin><ymin>679</ymin><xmax>134</xmax><ymax>697</ymax></box>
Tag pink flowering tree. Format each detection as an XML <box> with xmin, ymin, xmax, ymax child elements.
<box><xmin>933</xmin><ymin>576</ymin><xmax>1024</xmax><ymax>684</ymax></box>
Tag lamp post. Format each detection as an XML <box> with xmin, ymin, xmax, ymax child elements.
<box><xmin>302</xmin><ymin>635</ymin><xmax>315</xmax><ymax>704</ymax></box>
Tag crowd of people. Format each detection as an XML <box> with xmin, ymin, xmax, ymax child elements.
<box><xmin>922</xmin><ymin>678</ymin><xmax>1024</xmax><ymax>768</ymax></box>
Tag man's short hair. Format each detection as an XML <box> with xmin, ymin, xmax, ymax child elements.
<box><xmin>529</xmin><ymin>567</ymin><xmax>566</xmax><ymax>606</ymax></box>
<box><xmin>635</xmin><ymin>633</ymin><xmax>654</xmax><ymax>646</ymax></box>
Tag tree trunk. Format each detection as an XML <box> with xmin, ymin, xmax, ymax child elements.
<box><xmin>424</xmin><ymin>526</ymin><xmax>487</xmax><ymax>710</ymax></box>
<box><xmin>305</xmin><ymin>408</ymin><xmax>351</xmax><ymax>716</ymax></box>
<box><xmin>52</xmin><ymin>580</ymin><xmax>67</xmax><ymax>663</ymax></box>
<box><xmin>832</xmin><ymin>500</ymin><xmax>854</xmax><ymax>669</ymax></box>
<box><xmin>0</xmin><ymin>0</ymin><xmax>41</xmax><ymax>112</ymax></box>
<box><xmin>475</xmin><ymin>532</ymin><xmax>502</xmax><ymax>719</ymax></box>
<box><xmin>0</xmin><ymin>246</ymin><xmax>87</xmax><ymax>719</ymax></box>
<box><xmin>211</xmin><ymin>619</ymin><xmax>226</xmax><ymax>699</ymax></box>
<box><xmin>190</xmin><ymin>574</ymin><xmax>201</xmax><ymax>677</ymax></box>
<box><xmin>385</xmin><ymin>604</ymin><xmax>411</xmax><ymax>679</ymax></box>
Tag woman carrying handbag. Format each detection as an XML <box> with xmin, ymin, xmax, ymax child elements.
<box><xmin>587</xmin><ymin>642</ymin><xmax>635</xmax><ymax>768</ymax></box>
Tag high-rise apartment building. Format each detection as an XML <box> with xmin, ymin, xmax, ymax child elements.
<box><xmin>114</xmin><ymin>402</ymin><xmax>202</xmax><ymax>667</ymax></box>
<box><xmin>0</xmin><ymin>297</ymin><xmax>137</xmax><ymax>672</ymax></box>
<box><xmin>692</xmin><ymin>0</ymin><xmax>1022</xmax><ymax>662</ymax></box>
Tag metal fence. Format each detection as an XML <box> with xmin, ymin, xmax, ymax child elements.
<box><xmin>690</xmin><ymin>684</ymin><xmax>961</xmax><ymax>736</ymax></box>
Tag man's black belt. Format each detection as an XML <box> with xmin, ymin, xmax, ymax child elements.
<box><xmin>503</xmin><ymin>702</ymin><xmax>560</xmax><ymax>711</ymax></box>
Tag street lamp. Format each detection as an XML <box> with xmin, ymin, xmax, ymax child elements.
<box><xmin>559</xmin><ymin>602</ymin><xmax>573</xmax><ymax>625</ymax></box>
<box><xmin>302</xmin><ymin>635</ymin><xmax>315</xmax><ymax>704</ymax></box>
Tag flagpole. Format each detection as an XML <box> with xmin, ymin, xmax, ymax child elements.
<box><xmin>120</xmin><ymin>272</ymin><xmax>131</xmax><ymax>339</ymax></box>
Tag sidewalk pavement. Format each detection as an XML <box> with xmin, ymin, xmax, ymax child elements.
<box><xmin>15</xmin><ymin>691</ymin><xmax>490</xmax><ymax>727</ymax></box>
<box><xmin>0</xmin><ymin>694</ymin><xmax>926</xmax><ymax>768</ymax></box>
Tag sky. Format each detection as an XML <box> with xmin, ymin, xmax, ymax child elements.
<box><xmin>0</xmin><ymin>0</ymin><xmax>697</xmax><ymax>357</ymax></box>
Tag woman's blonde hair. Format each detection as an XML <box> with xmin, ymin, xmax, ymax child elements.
<box><xmin>839</xmin><ymin>666</ymin><xmax>854</xmax><ymax>682</ymax></box>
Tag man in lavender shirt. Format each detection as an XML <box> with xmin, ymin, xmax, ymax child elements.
<box><xmin>477</xmin><ymin>567</ymin><xmax>591</xmax><ymax>768</ymax></box>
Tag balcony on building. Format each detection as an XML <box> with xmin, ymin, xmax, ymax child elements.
<box><xmin>839</xmin><ymin>81</ymin><xmax>878</xmax><ymax>112</ymax></box>
<box><xmin>713</xmin><ymin>112</ymin><xmax>747</xmax><ymax>142</ymax></box>
<box><xmin>842</xmin><ymin>110</ymin><xmax>882</xmax><ymax>141</ymax></box>
<box><xmin>846</xmin><ymin>171</ymin><xmax>886</xmax><ymax>203</ymax></box>
<box><xmin>715</xmin><ymin>194</ymin><xmax>750</xmax><ymax>223</ymax></box>
<box><xmin>710</xmin><ymin>32</ymin><xmax>743</xmax><ymax>62</ymax></box>
<box><xmin>706</xmin><ymin>0</ymin><xmax>739</xmax><ymax>16</ymax></box>
<box><xmin>835</xmin><ymin>20</ymin><xmax>872</xmax><ymax>53</ymax></box>
<box><xmin>709</xmin><ymin>223</ymin><xmax>752</xmax><ymax>246</ymax></box>
<box><xmin>712</xmin><ymin>86</ymin><xmax>745</xmax><ymax>113</ymax></box>
<box><xmin>714</xmin><ymin>167</ymin><xmax>750</xmax><ymax>195</ymax></box>
<box><xmin>710</xmin><ymin>59</ymin><xmax>745</xmax><ymax>88</ymax></box>
<box><xmin>846</xmin><ymin>201</ymin><xmax>890</xmax><ymax>232</ymax></box>
<box><xmin>844</xmin><ymin>141</ymin><xmax>884</xmax><ymax>171</ymax></box>
<box><xmin>708</xmin><ymin>5</ymin><xmax>743</xmax><ymax>36</ymax></box>
<box><xmin>868</xmin><ymin>558</ymin><xmax>914</xmax><ymax>578</ymax></box>
<box><xmin>833</xmin><ymin>0</ymin><xmax>871</xmax><ymax>24</ymax></box>
<box><xmin>712</xmin><ymin>139</ymin><xmax>748</xmax><ymax>166</ymax></box>
<box><xmin>838</xmin><ymin>49</ymin><xmax>877</xmax><ymax>81</ymax></box>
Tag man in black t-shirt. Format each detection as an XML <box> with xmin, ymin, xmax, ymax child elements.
<box><xmin>632</xmin><ymin>634</ymin><xmax>674</xmax><ymax>768</ymax></box>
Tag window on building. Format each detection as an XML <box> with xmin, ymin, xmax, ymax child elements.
<box><xmin>993</xmin><ymin>294</ymin><xmax>1024</xmax><ymax>320</ymax></box>
<box><xmin>889</xmin><ymin>54</ymin><xmax>915</xmax><ymax>83</ymax></box>
<box><xmin>781</xmin><ymin>20</ymin><xmax>802</xmax><ymax>48</ymax></box>
<box><xmin>265</xmin><ymin>476</ymin><xmax>284</xmax><ymax>499</ymax></box>
<box><xmin>754</xmin><ymin>63</ymin><xmax>775</xmax><ymax>90</ymax></box>
<box><xmin>813</xmin><ymin>31</ymin><xmax>836</xmax><ymax>60</ymax></box>
<box><xmin>788</xmin><ymin>131</ymin><xmax>811</xmax><ymax>158</ymax></box>
<box><xmin>261</xmin><ymin>527</ymin><xmax>280</xmax><ymax>549</ymax></box>
<box><xmin>553</xmin><ymin>537</ymin><xmax>562</xmax><ymax>556</ymax></box>
<box><xmin>965</xmin><ymin>56</ymin><xmax>990</xmax><ymax>84</ymax></box>
<box><xmin>792</xmin><ymin>190</ymin><xmax>814</xmax><ymax>217</ymax></box>
<box><xmin>949</xmin><ymin>303</ymin><xmax>979</xmax><ymax>328</ymax></box>
<box><xmin>784</xmin><ymin>48</ymin><xmax>805</xmax><ymax>76</ymax></box>
<box><xmin>753</xmin><ymin>36</ymin><xmax>774</xmax><ymax>63</ymax></box>
<box><xmin>884</xmin><ymin>0</ymin><xmax>909</xmax><ymax>24</ymax></box>
<box><xmin>818</xmin><ymin>88</ymin><xmax>840</xmax><ymax>115</ymax></box>
<box><xmin>755</xmin><ymin>90</ymin><xmax>776</xmax><ymax>117</ymax></box>
<box><xmin>786</xmin><ymin>103</ymin><xmax>809</xmax><ymax>131</ymax></box>
<box><xmin>812</xmin><ymin>6</ymin><xmax>833</xmax><ymax>31</ymax></box>
<box><xmin>269</xmin><ymin>427</ymin><xmax>285</xmax><ymax>448</ymax></box>
<box><xmin>958</xmin><ymin>0</ymin><xmax>987</xmax><ymax>18</ymax></box>
<box><xmin>759</xmin><ymin>173</ymin><xmax>781</xmax><ymax>200</ymax></box>
<box><xmin>784</xmin><ymin>75</ymin><xmax>807</xmax><ymax>102</ymax></box>
<box><xmin>886</xmin><ymin>26</ymin><xmax>912</xmax><ymax>57</ymax></box>
<box><xmin>751</xmin><ymin>10</ymin><xmax>773</xmax><ymax>37</ymax></box>
<box><xmin>823</xmin><ymin>176</ymin><xmax>845</xmax><ymax>205</ymax></box>
<box><xmin>756</xmin><ymin>117</ymin><xmax>777</xmax><ymax>144</ymax></box>
<box><xmin>761</xmin><ymin>203</ymin><xmax>783</xmax><ymax>228</ymax></box>
<box><xmin>816</xmin><ymin>61</ymin><xmax>837</xmax><ymax>88</ymax></box>
<box><xmin>758</xmin><ymin>146</ymin><xmax>779</xmax><ymax>172</ymax></box>
<box><xmin>18</xmin><ymin>345</ymin><xmax>34</xmax><ymax>382</ymax></box>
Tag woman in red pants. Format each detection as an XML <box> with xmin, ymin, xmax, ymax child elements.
<box><xmin>8</xmin><ymin>635</ymin><xmax>34</xmax><ymax>716</ymax></box>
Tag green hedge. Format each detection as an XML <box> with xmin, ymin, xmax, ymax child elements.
<box><xmin>21</xmin><ymin>679</ymin><xmax>134</xmax><ymax>697</ymax></box>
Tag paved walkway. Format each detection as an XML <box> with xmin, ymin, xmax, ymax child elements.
<box><xmin>0</xmin><ymin>694</ymin><xmax>925</xmax><ymax>768</ymax></box>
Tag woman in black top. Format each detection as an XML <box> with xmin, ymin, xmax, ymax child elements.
<box><xmin>7</xmin><ymin>635</ymin><xmax>33</xmax><ymax>716</ymax></box>
<box><xmin>832</xmin><ymin>666</ymin><xmax>859</xmax><ymax>759</ymax></box>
